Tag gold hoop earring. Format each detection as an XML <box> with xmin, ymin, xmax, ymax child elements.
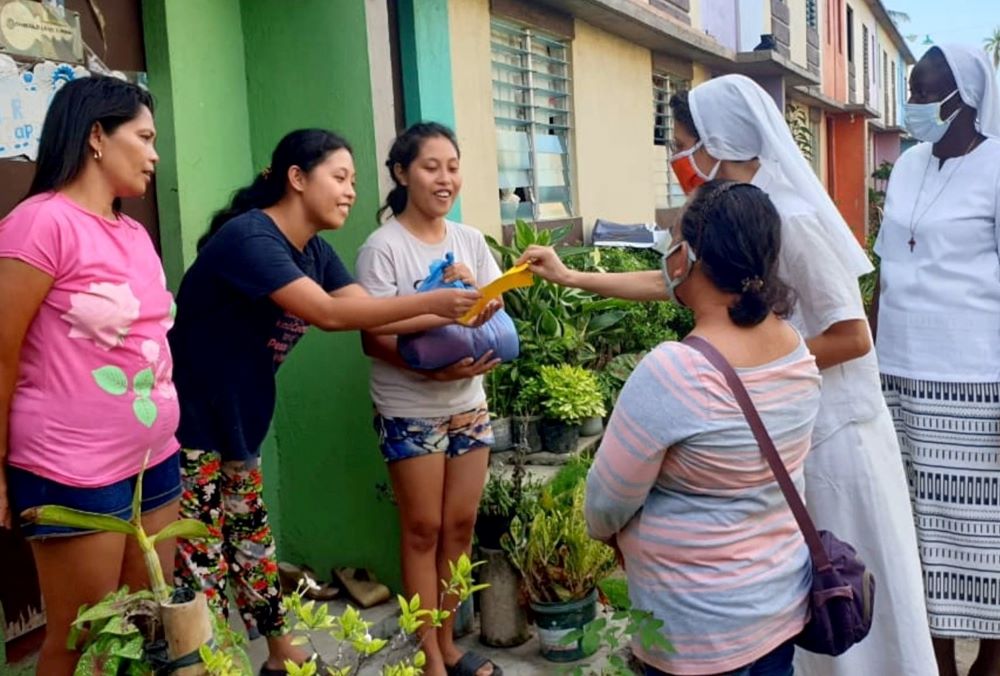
<box><xmin>93</xmin><ymin>150</ymin><xmax>102</xmax><ymax>161</ymax></box>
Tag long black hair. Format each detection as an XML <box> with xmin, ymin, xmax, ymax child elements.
<box><xmin>680</xmin><ymin>180</ymin><xmax>793</xmax><ymax>327</ymax></box>
<box><xmin>198</xmin><ymin>129</ymin><xmax>352</xmax><ymax>250</ymax></box>
<box><xmin>27</xmin><ymin>76</ymin><xmax>154</xmax><ymax>205</ymax></box>
<box><xmin>377</xmin><ymin>122</ymin><xmax>460</xmax><ymax>221</ymax></box>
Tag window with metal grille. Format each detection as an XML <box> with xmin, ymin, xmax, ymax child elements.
<box><xmin>807</xmin><ymin>0</ymin><xmax>818</xmax><ymax>29</ymax></box>
<box><xmin>652</xmin><ymin>72</ymin><xmax>689</xmax><ymax>210</ymax></box>
<box><xmin>490</xmin><ymin>19</ymin><xmax>574</xmax><ymax>224</ymax></box>
<box><xmin>883</xmin><ymin>49</ymin><xmax>890</xmax><ymax>121</ymax></box>
<box><xmin>862</xmin><ymin>24</ymin><xmax>870</xmax><ymax>104</ymax></box>
<box><xmin>891</xmin><ymin>59</ymin><xmax>898</xmax><ymax>126</ymax></box>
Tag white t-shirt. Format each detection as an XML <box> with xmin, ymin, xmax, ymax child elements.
<box><xmin>355</xmin><ymin>218</ymin><xmax>502</xmax><ymax>418</ymax></box>
<box><xmin>875</xmin><ymin>138</ymin><xmax>1000</xmax><ymax>382</ymax></box>
<box><xmin>753</xmin><ymin>162</ymin><xmax>884</xmax><ymax>444</ymax></box>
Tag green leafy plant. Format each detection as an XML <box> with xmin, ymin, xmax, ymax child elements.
<box><xmin>547</xmin><ymin>454</ymin><xmax>594</xmax><ymax>505</ymax></box>
<box><xmin>485</xmin><ymin>362</ymin><xmax>517</xmax><ymax>417</ymax></box>
<box><xmin>597</xmin><ymin>576</ymin><xmax>630</xmax><ymax>612</ymax></box>
<box><xmin>562</xmin><ymin>248</ymin><xmax>692</xmax><ymax>370</ymax></box>
<box><xmin>233</xmin><ymin>554</ymin><xmax>488</xmax><ymax>676</ymax></box>
<box><xmin>22</xmin><ymin>457</ymin><xmax>232</xmax><ymax>675</ymax></box>
<box><xmin>560</xmin><ymin>610</ymin><xmax>674</xmax><ymax>676</ymax></box>
<box><xmin>537</xmin><ymin>365</ymin><xmax>606</xmax><ymax>424</ymax></box>
<box><xmin>785</xmin><ymin>103</ymin><xmax>814</xmax><ymax>162</ymax></box>
<box><xmin>68</xmin><ymin>586</ymin><xmax>157</xmax><ymax>676</ymax></box>
<box><xmin>596</xmin><ymin>352</ymin><xmax>645</xmax><ymax>414</ymax></box>
<box><xmin>503</xmin><ymin>484</ymin><xmax>617</xmax><ymax>603</ymax></box>
<box><xmin>860</xmin><ymin>161</ymin><xmax>893</xmax><ymax>310</ymax></box>
<box><xmin>488</xmin><ymin>221</ymin><xmax>625</xmax><ymax>373</ymax></box>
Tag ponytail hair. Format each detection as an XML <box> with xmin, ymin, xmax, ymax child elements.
<box><xmin>680</xmin><ymin>180</ymin><xmax>793</xmax><ymax>327</ymax></box>
<box><xmin>199</xmin><ymin>128</ymin><xmax>352</xmax><ymax>250</ymax></box>
<box><xmin>378</xmin><ymin>121</ymin><xmax>460</xmax><ymax>222</ymax></box>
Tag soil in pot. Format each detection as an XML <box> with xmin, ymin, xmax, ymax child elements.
<box><xmin>512</xmin><ymin>415</ymin><xmax>543</xmax><ymax>453</ymax></box>
<box><xmin>540</xmin><ymin>418</ymin><xmax>580</xmax><ymax>454</ymax></box>
<box><xmin>530</xmin><ymin>589</ymin><xmax>598</xmax><ymax>662</ymax></box>
<box><xmin>475</xmin><ymin>513</ymin><xmax>513</xmax><ymax>551</ymax></box>
<box><xmin>490</xmin><ymin>415</ymin><xmax>513</xmax><ymax>451</ymax></box>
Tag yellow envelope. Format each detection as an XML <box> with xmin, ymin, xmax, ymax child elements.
<box><xmin>458</xmin><ymin>263</ymin><xmax>534</xmax><ymax>325</ymax></box>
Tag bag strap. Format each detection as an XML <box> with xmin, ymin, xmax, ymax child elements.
<box><xmin>683</xmin><ymin>335</ymin><xmax>832</xmax><ymax>570</ymax></box>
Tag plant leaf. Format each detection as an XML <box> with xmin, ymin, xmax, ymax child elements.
<box><xmin>150</xmin><ymin>518</ymin><xmax>212</xmax><ymax>545</ymax></box>
<box><xmin>23</xmin><ymin>505</ymin><xmax>136</xmax><ymax>535</ymax></box>
<box><xmin>92</xmin><ymin>366</ymin><xmax>128</xmax><ymax>396</ymax></box>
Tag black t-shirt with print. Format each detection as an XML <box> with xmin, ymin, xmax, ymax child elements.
<box><xmin>169</xmin><ymin>210</ymin><xmax>354</xmax><ymax>461</ymax></box>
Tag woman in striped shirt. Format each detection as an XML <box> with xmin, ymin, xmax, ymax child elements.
<box><xmin>585</xmin><ymin>181</ymin><xmax>820</xmax><ymax>676</ymax></box>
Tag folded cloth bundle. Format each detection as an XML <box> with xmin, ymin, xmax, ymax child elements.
<box><xmin>397</xmin><ymin>253</ymin><xmax>524</xmax><ymax>370</ymax></box>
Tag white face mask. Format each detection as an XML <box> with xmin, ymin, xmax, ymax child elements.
<box><xmin>661</xmin><ymin>239</ymin><xmax>697</xmax><ymax>306</ymax></box>
<box><xmin>904</xmin><ymin>89</ymin><xmax>961</xmax><ymax>143</ymax></box>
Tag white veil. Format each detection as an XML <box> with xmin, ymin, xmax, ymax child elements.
<box><xmin>688</xmin><ymin>74</ymin><xmax>873</xmax><ymax>278</ymax></box>
<box><xmin>938</xmin><ymin>44</ymin><xmax>1000</xmax><ymax>138</ymax></box>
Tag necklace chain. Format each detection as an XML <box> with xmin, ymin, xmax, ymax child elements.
<box><xmin>907</xmin><ymin>136</ymin><xmax>981</xmax><ymax>252</ymax></box>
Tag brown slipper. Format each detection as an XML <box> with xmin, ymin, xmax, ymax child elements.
<box><xmin>332</xmin><ymin>567</ymin><xmax>391</xmax><ymax>608</ymax></box>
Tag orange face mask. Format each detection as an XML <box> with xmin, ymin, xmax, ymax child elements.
<box><xmin>669</xmin><ymin>141</ymin><xmax>720</xmax><ymax>195</ymax></box>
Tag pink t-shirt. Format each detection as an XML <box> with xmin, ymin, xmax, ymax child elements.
<box><xmin>0</xmin><ymin>193</ymin><xmax>179</xmax><ymax>487</ymax></box>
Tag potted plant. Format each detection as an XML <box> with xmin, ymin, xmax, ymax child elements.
<box><xmin>536</xmin><ymin>365</ymin><xmax>606</xmax><ymax>453</ymax></box>
<box><xmin>486</xmin><ymin>363</ymin><xmax>516</xmax><ymax>451</ymax></box>
<box><xmin>475</xmin><ymin>461</ymin><xmax>540</xmax><ymax>649</ymax></box>
<box><xmin>512</xmin><ymin>375</ymin><xmax>544</xmax><ymax>453</ymax></box>
<box><xmin>502</xmin><ymin>483</ymin><xmax>618</xmax><ymax>662</ymax></box>
<box><xmin>22</xmin><ymin>459</ymin><xmax>247</xmax><ymax>675</ymax></box>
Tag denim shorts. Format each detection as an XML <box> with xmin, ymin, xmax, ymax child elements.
<box><xmin>7</xmin><ymin>452</ymin><xmax>182</xmax><ymax>540</ymax></box>
<box><xmin>374</xmin><ymin>405</ymin><xmax>494</xmax><ymax>463</ymax></box>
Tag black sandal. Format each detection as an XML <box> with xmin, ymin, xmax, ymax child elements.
<box><xmin>445</xmin><ymin>651</ymin><xmax>504</xmax><ymax>676</ymax></box>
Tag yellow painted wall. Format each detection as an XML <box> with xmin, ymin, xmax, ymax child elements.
<box><xmin>692</xmin><ymin>62</ymin><xmax>712</xmax><ymax>85</ymax></box>
<box><xmin>789</xmin><ymin>0</ymin><xmax>808</xmax><ymax>69</ymax></box>
<box><xmin>449</xmin><ymin>0</ymin><xmax>502</xmax><ymax>238</ymax></box>
<box><xmin>572</xmin><ymin>19</ymin><xmax>656</xmax><ymax>232</ymax></box>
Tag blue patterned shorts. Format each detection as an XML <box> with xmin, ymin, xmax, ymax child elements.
<box><xmin>374</xmin><ymin>405</ymin><xmax>494</xmax><ymax>463</ymax></box>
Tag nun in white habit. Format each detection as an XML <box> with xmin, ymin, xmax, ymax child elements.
<box><xmin>684</xmin><ymin>74</ymin><xmax>935</xmax><ymax>676</ymax></box>
<box><xmin>875</xmin><ymin>44</ymin><xmax>1000</xmax><ymax>676</ymax></box>
<box><xmin>514</xmin><ymin>73</ymin><xmax>936</xmax><ymax>676</ymax></box>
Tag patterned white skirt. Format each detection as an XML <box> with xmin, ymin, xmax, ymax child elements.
<box><xmin>882</xmin><ymin>375</ymin><xmax>1000</xmax><ymax>638</ymax></box>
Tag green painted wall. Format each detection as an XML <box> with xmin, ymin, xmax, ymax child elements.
<box><xmin>397</xmin><ymin>0</ymin><xmax>462</xmax><ymax>219</ymax></box>
<box><xmin>142</xmin><ymin>0</ymin><xmax>254</xmax><ymax>291</ymax></box>
<box><xmin>239</xmin><ymin>0</ymin><xmax>403</xmax><ymax>590</ymax></box>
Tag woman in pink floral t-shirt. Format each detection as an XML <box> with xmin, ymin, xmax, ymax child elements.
<box><xmin>0</xmin><ymin>76</ymin><xmax>180</xmax><ymax>675</ymax></box>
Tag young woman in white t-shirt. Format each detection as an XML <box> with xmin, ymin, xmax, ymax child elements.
<box><xmin>356</xmin><ymin>122</ymin><xmax>503</xmax><ymax>676</ymax></box>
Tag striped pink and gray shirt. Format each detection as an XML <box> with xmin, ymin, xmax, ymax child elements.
<box><xmin>585</xmin><ymin>337</ymin><xmax>821</xmax><ymax>675</ymax></box>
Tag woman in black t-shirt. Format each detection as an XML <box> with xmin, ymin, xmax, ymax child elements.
<box><xmin>169</xmin><ymin>129</ymin><xmax>480</xmax><ymax>674</ymax></box>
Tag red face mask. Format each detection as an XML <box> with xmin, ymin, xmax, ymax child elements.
<box><xmin>669</xmin><ymin>141</ymin><xmax>720</xmax><ymax>195</ymax></box>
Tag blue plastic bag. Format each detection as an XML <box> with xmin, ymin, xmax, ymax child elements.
<box><xmin>398</xmin><ymin>253</ymin><xmax>520</xmax><ymax>370</ymax></box>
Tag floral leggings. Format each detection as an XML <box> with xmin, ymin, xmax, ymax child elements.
<box><xmin>174</xmin><ymin>449</ymin><xmax>285</xmax><ymax>638</ymax></box>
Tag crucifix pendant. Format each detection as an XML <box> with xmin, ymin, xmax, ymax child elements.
<box><xmin>908</xmin><ymin>237</ymin><xmax>916</xmax><ymax>252</ymax></box>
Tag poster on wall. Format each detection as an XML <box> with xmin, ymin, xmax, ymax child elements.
<box><xmin>0</xmin><ymin>0</ymin><xmax>83</xmax><ymax>63</ymax></box>
<box><xmin>0</xmin><ymin>54</ymin><xmax>87</xmax><ymax>160</ymax></box>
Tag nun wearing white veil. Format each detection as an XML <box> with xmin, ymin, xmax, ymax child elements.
<box><xmin>875</xmin><ymin>44</ymin><xmax>1000</xmax><ymax>676</ymax></box>
<box><xmin>517</xmin><ymin>73</ymin><xmax>935</xmax><ymax>676</ymax></box>
<box><xmin>684</xmin><ymin>74</ymin><xmax>935</xmax><ymax>676</ymax></box>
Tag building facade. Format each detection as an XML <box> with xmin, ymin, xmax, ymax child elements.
<box><xmin>1</xmin><ymin>0</ymin><xmax>913</xmax><ymax>656</ymax></box>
